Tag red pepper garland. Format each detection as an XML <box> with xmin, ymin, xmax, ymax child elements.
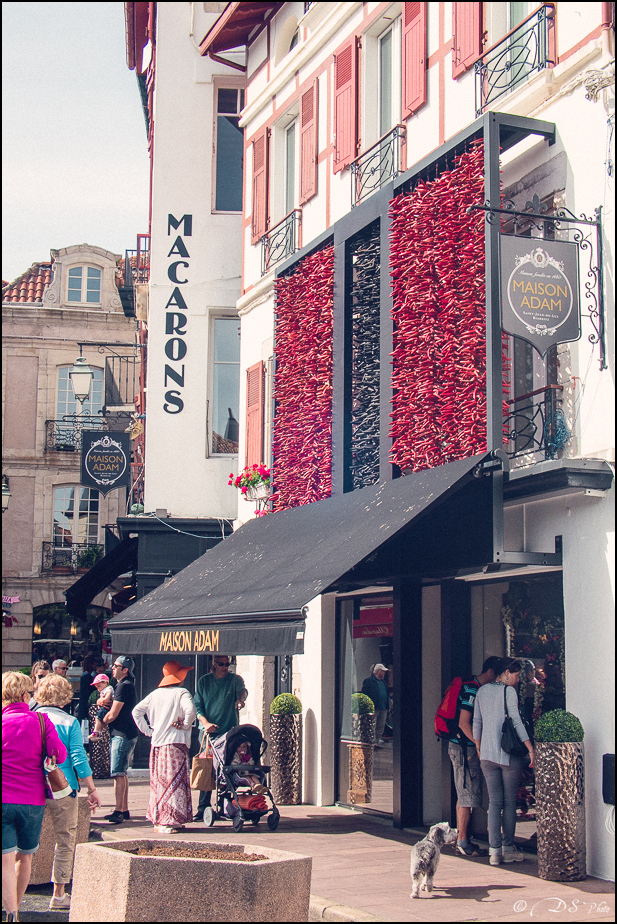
<box><xmin>389</xmin><ymin>141</ymin><xmax>509</xmax><ymax>472</ymax></box>
<box><xmin>272</xmin><ymin>245</ymin><xmax>334</xmax><ymax>511</ymax></box>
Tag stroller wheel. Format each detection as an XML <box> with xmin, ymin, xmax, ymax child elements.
<box><xmin>267</xmin><ymin>809</ymin><xmax>280</xmax><ymax>831</ymax></box>
<box><xmin>232</xmin><ymin>814</ymin><xmax>244</xmax><ymax>833</ymax></box>
<box><xmin>203</xmin><ymin>807</ymin><xmax>215</xmax><ymax>827</ymax></box>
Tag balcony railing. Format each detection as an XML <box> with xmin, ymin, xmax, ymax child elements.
<box><xmin>475</xmin><ymin>5</ymin><xmax>555</xmax><ymax>117</ymax></box>
<box><xmin>45</xmin><ymin>416</ymin><xmax>108</xmax><ymax>453</ymax></box>
<box><xmin>503</xmin><ymin>384</ymin><xmax>570</xmax><ymax>461</ymax></box>
<box><xmin>261</xmin><ymin>210</ymin><xmax>302</xmax><ymax>275</ymax></box>
<box><xmin>350</xmin><ymin>125</ymin><xmax>406</xmax><ymax>208</ymax></box>
<box><xmin>42</xmin><ymin>542</ymin><xmax>104</xmax><ymax>573</ymax></box>
<box><xmin>119</xmin><ymin>233</ymin><xmax>150</xmax><ymax>317</ymax></box>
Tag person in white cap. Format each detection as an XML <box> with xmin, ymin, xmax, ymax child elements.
<box><xmin>361</xmin><ymin>664</ymin><xmax>390</xmax><ymax>744</ymax></box>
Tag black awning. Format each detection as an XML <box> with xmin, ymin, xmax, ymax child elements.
<box><xmin>65</xmin><ymin>536</ymin><xmax>138</xmax><ymax>619</ymax></box>
<box><xmin>107</xmin><ymin>453</ymin><xmax>494</xmax><ymax>655</ymax></box>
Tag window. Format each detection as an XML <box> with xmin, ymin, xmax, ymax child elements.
<box><xmin>53</xmin><ymin>486</ymin><xmax>100</xmax><ymax>548</ymax></box>
<box><xmin>214</xmin><ymin>87</ymin><xmax>244</xmax><ymax>212</ymax></box>
<box><xmin>56</xmin><ymin>366</ymin><xmax>104</xmax><ymax>418</ymax></box>
<box><xmin>211</xmin><ymin>317</ymin><xmax>240</xmax><ymax>454</ymax></box>
<box><xmin>67</xmin><ymin>266</ymin><xmax>102</xmax><ymax>304</ymax></box>
<box><xmin>379</xmin><ymin>27</ymin><xmax>393</xmax><ymax>137</ymax></box>
<box><xmin>285</xmin><ymin>121</ymin><xmax>297</xmax><ymax>214</ymax></box>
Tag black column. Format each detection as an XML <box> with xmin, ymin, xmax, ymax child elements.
<box><xmin>393</xmin><ymin>577</ymin><xmax>422</xmax><ymax>828</ymax></box>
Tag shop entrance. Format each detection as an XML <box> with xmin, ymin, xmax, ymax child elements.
<box><xmin>336</xmin><ymin>594</ymin><xmax>394</xmax><ymax>815</ymax></box>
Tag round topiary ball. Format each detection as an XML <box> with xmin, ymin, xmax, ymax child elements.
<box><xmin>351</xmin><ymin>692</ymin><xmax>375</xmax><ymax>714</ymax></box>
<box><xmin>270</xmin><ymin>693</ymin><xmax>302</xmax><ymax>715</ymax></box>
<box><xmin>534</xmin><ymin>708</ymin><xmax>584</xmax><ymax>742</ymax></box>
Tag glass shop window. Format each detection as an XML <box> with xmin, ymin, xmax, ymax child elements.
<box><xmin>214</xmin><ymin>87</ymin><xmax>245</xmax><ymax>212</ymax></box>
<box><xmin>211</xmin><ymin>316</ymin><xmax>240</xmax><ymax>454</ymax></box>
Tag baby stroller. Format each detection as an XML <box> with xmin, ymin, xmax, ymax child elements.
<box><xmin>204</xmin><ymin>724</ymin><xmax>280</xmax><ymax>832</ymax></box>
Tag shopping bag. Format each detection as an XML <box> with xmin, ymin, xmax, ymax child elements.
<box><xmin>190</xmin><ymin>734</ymin><xmax>215</xmax><ymax>790</ymax></box>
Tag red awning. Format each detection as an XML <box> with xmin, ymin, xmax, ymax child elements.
<box><xmin>200</xmin><ymin>2</ymin><xmax>283</xmax><ymax>55</ymax></box>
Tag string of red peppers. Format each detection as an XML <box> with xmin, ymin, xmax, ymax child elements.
<box><xmin>389</xmin><ymin>140</ymin><xmax>510</xmax><ymax>473</ymax></box>
<box><xmin>272</xmin><ymin>245</ymin><xmax>335</xmax><ymax>512</ymax></box>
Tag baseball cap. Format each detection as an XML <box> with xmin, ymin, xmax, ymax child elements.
<box><xmin>113</xmin><ymin>655</ymin><xmax>135</xmax><ymax>677</ymax></box>
<box><xmin>91</xmin><ymin>673</ymin><xmax>110</xmax><ymax>685</ymax></box>
<box><xmin>373</xmin><ymin>663</ymin><xmax>388</xmax><ymax>673</ymax></box>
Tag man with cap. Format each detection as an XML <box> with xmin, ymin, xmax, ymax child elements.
<box><xmin>101</xmin><ymin>655</ymin><xmax>139</xmax><ymax>823</ymax></box>
<box><xmin>361</xmin><ymin>664</ymin><xmax>390</xmax><ymax>744</ymax></box>
<box><xmin>132</xmin><ymin>661</ymin><xmax>197</xmax><ymax>833</ymax></box>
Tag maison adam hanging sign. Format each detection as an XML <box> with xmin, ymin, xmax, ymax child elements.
<box><xmin>501</xmin><ymin>236</ymin><xmax>581</xmax><ymax>356</ymax></box>
<box><xmin>81</xmin><ymin>431</ymin><xmax>130</xmax><ymax>496</ymax></box>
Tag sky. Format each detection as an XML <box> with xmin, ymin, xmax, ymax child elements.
<box><xmin>2</xmin><ymin>1</ymin><xmax>150</xmax><ymax>283</ymax></box>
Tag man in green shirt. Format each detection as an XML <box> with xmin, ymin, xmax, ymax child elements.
<box><xmin>193</xmin><ymin>655</ymin><xmax>248</xmax><ymax>821</ymax></box>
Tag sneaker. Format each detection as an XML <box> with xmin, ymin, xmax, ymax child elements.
<box><xmin>489</xmin><ymin>852</ymin><xmax>502</xmax><ymax>866</ymax></box>
<box><xmin>192</xmin><ymin>812</ymin><xmax>204</xmax><ymax>822</ymax></box>
<box><xmin>49</xmin><ymin>894</ymin><xmax>71</xmax><ymax>909</ymax></box>
<box><xmin>502</xmin><ymin>846</ymin><xmax>526</xmax><ymax>863</ymax></box>
<box><xmin>456</xmin><ymin>841</ymin><xmax>488</xmax><ymax>857</ymax></box>
<box><xmin>105</xmin><ymin>811</ymin><xmax>126</xmax><ymax>824</ymax></box>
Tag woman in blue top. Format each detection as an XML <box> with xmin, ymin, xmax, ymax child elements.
<box><xmin>33</xmin><ymin>673</ymin><xmax>102</xmax><ymax>911</ymax></box>
<box><xmin>473</xmin><ymin>658</ymin><xmax>534</xmax><ymax>867</ymax></box>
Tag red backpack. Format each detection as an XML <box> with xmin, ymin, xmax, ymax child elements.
<box><xmin>434</xmin><ymin>676</ymin><xmax>478</xmax><ymax>741</ymax></box>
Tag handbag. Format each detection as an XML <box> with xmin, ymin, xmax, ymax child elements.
<box><xmin>500</xmin><ymin>686</ymin><xmax>530</xmax><ymax>757</ymax></box>
<box><xmin>190</xmin><ymin>733</ymin><xmax>215</xmax><ymax>791</ymax></box>
<box><xmin>37</xmin><ymin>712</ymin><xmax>72</xmax><ymax>800</ymax></box>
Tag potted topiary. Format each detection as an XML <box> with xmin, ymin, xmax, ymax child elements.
<box><xmin>534</xmin><ymin>709</ymin><xmax>586</xmax><ymax>881</ymax></box>
<box><xmin>346</xmin><ymin>693</ymin><xmax>376</xmax><ymax>805</ymax></box>
<box><xmin>351</xmin><ymin>693</ymin><xmax>376</xmax><ymax>744</ymax></box>
<box><xmin>269</xmin><ymin>693</ymin><xmax>302</xmax><ymax>805</ymax></box>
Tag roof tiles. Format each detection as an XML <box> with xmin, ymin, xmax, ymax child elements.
<box><xmin>2</xmin><ymin>262</ymin><xmax>53</xmax><ymax>304</ymax></box>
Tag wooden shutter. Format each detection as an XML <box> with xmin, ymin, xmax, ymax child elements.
<box><xmin>333</xmin><ymin>37</ymin><xmax>358</xmax><ymax>174</ymax></box>
<box><xmin>402</xmin><ymin>2</ymin><xmax>427</xmax><ymax>118</ymax></box>
<box><xmin>299</xmin><ymin>80</ymin><xmax>318</xmax><ymax>204</ymax></box>
<box><xmin>452</xmin><ymin>2</ymin><xmax>482</xmax><ymax>78</ymax></box>
<box><xmin>251</xmin><ymin>130</ymin><xmax>269</xmax><ymax>244</ymax></box>
<box><xmin>245</xmin><ymin>361</ymin><xmax>265</xmax><ymax>468</ymax></box>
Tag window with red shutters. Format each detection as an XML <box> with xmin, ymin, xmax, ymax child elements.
<box><xmin>299</xmin><ymin>80</ymin><xmax>318</xmax><ymax>204</ymax></box>
<box><xmin>245</xmin><ymin>360</ymin><xmax>265</xmax><ymax>468</ymax></box>
<box><xmin>333</xmin><ymin>37</ymin><xmax>358</xmax><ymax>173</ymax></box>
<box><xmin>251</xmin><ymin>130</ymin><xmax>269</xmax><ymax>244</ymax></box>
<box><xmin>452</xmin><ymin>2</ymin><xmax>483</xmax><ymax>79</ymax></box>
<box><xmin>402</xmin><ymin>2</ymin><xmax>427</xmax><ymax>118</ymax></box>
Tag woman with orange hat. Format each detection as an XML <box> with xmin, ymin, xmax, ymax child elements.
<box><xmin>132</xmin><ymin>661</ymin><xmax>197</xmax><ymax>834</ymax></box>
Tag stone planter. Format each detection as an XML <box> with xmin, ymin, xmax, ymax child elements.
<box><xmin>351</xmin><ymin>713</ymin><xmax>376</xmax><ymax>745</ymax></box>
<box><xmin>346</xmin><ymin>743</ymin><xmax>374</xmax><ymax>804</ymax></box>
<box><xmin>245</xmin><ymin>482</ymin><xmax>269</xmax><ymax>501</ymax></box>
<box><xmin>269</xmin><ymin>713</ymin><xmax>302</xmax><ymax>804</ymax></box>
<box><xmin>69</xmin><ymin>840</ymin><xmax>312</xmax><ymax>922</ymax></box>
<box><xmin>30</xmin><ymin>796</ymin><xmax>91</xmax><ymax>885</ymax></box>
<box><xmin>535</xmin><ymin>742</ymin><xmax>586</xmax><ymax>881</ymax></box>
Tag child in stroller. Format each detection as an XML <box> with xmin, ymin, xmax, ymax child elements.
<box><xmin>206</xmin><ymin>723</ymin><xmax>280</xmax><ymax>832</ymax></box>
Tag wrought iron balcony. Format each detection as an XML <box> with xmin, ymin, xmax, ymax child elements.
<box><xmin>45</xmin><ymin>416</ymin><xmax>108</xmax><ymax>453</ymax></box>
<box><xmin>42</xmin><ymin>542</ymin><xmax>104</xmax><ymax>573</ymax></box>
<box><xmin>475</xmin><ymin>4</ymin><xmax>555</xmax><ymax>117</ymax></box>
<box><xmin>119</xmin><ymin>233</ymin><xmax>150</xmax><ymax>317</ymax></box>
<box><xmin>350</xmin><ymin>125</ymin><xmax>406</xmax><ymax>208</ymax></box>
<box><xmin>503</xmin><ymin>384</ymin><xmax>570</xmax><ymax>461</ymax></box>
<box><xmin>261</xmin><ymin>210</ymin><xmax>302</xmax><ymax>275</ymax></box>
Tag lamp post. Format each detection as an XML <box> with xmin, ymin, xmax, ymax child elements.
<box><xmin>69</xmin><ymin>620</ymin><xmax>77</xmax><ymax>663</ymax></box>
<box><xmin>2</xmin><ymin>479</ymin><xmax>11</xmax><ymax>513</ymax></box>
<box><xmin>68</xmin><ymin>355</ymin><xmax>95</xmax><ymax>405</ymax></box>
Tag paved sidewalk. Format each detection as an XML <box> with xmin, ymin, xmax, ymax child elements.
<box><xmin>16</xmin><ymin>776</ymin><xmax>615</xmax><ymax>922</ymax></box>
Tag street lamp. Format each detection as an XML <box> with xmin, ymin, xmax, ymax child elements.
<box><xmin>1</xmin><ymin>479</ymin><xmax>11</xmax><ymax>514</ymax></box>
<box><xmin>68</xmin><ymin>355</ymin><xmax>94</xmax><ymax>404</ymax></box>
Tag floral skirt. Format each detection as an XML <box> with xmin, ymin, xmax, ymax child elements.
<box><xmin>88</xmin><ymin>703</ymin><xmax>110</xmax><ymax>779</ymax></box>
<box><xmin>147</xmin><ymin>743</ymin><xmax>192</xmax><ymax>826</ymax></box>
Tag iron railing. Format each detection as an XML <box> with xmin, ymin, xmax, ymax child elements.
<box><xmin>503</xmin><ymin>384</ymin><xmax>570</xmax><ymax>461</ymax></box>
<box><xmin>475</xmin><ymin>5</ymin><xmax>555</xmax><ymax>116</ymax></box>
<box><xmin>45</xmin><ymin>416</ymin><xmax>108</xmax><ymax>453</ymax></box>
<box><xmin>261</xmin><ymin>210</ymin><xmax>302</xmax><ymax>275</ymax></box>
<box><xmin>41</xmin><ymin>542</ymin><xmax>104</xmax><ymax>573</ymax></box>
<box><xmin>350</xmin><ymin>125</ymin><xmax>406</xmax><ymax>208</ymax></box>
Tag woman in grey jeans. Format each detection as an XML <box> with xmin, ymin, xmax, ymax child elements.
<box><xmin>473</xmin><ymin>658</ymin><xmax>534</xmax><ymax>866</ymax></box>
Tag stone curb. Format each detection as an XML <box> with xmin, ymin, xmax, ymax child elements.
<box><xmin>310</xmin><ymin>894</ymin><xmax>383</xmax><ymax>922</ymax></box>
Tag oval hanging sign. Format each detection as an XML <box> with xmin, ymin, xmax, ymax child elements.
<box><xmin>81</xmin><ymin>431</ymin><xmax>130</xmax><ymax>496</ymax></box>
<box><xmin>500</xmin><ymin>236</ymin><xmax>581</xmax><ymax>356</ymax></box>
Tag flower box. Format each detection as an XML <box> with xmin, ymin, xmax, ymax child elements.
<box><xmin>245</xmin><ymin>482</ymin><xmax>270</xmax><ymax>501</ymax></box>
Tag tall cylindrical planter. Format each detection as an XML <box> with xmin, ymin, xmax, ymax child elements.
<box><xmin>347</xmin><ymin>713</ymin><xmax>376</xmax><ymax>804</ymax></box>
<box><xmin>535</xmin><ymin>742</ymin><xmax>586</xmax><ymax>881</ymax></box>
<box><xmin>351</xmin><ymin>713</ymin><xmax>376</xmax><ymax>744</ymax></box>
<box><xmin>269</xmin><ymin>714</ymin><xmax>302</xmax><ymax>804</ymax></box>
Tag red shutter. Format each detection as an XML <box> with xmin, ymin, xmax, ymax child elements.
<box><xmin>251</xmin><ymin>130</ymin><xmax>269</xmax><ymax>244</ymax></box>
<box><xmin>333</xmin><ymin>37</ymin><xmax>358</xmax><ymax>173</ymax></box>
<box><xmin>402</xmin><ymin>3</ymin><xmax>427</xmax><ymax>118</ymax></box>
<box><xmin>299</xmin><ymin>80</ymin><xmax>318</xmax><ymax>204</ymax></box>
<box><xmin>245</xmin><ymin>361</ymin><xmax>265</xmax><ymax>468</ymax></box>
<box><xmin>452</xmin><ymin>2</ymin><xmax>482</xmax><ymax>78</ymax></box>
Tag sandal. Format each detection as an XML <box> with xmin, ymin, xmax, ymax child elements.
<box><xmin>154</xmin><ymin>825</ymin><xmax>181</xmax><ymax>834</ymax></box>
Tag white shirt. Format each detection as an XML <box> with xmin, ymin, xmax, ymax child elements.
<box><xmin>132</xmin><ymin>686</ymin><xmax>197</xmax><ymax>748</ymax></box>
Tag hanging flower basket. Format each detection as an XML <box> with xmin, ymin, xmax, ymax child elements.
<box><xmin>246</xmin><ymin>481</ymin><xmax>270</xmax><ymax>501</ymax></box>
<box><xmin>229</xmin><ymin>465</ymin><xmax>271</xmax><ymax>502</ymax></box>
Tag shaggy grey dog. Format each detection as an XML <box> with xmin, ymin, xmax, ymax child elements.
<box><xmin>410</xmin><ymin>822</ymin><xmax>458</xmax><ymax>898</ymax></box>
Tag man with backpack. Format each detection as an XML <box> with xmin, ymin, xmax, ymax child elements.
<box><xmin>436</xmin><ymin>656</ymin><xmax>501</xmax><ymax>857</ymax></box>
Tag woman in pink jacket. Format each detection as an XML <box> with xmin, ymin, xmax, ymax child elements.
<box><xmin>2</xmin><ymin>671</ymin><xmax>67</xmax><ymax>922</ymax></box>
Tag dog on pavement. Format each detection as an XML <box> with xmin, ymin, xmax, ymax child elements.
<box><xmin>410</xmin><ymin>822</ymin><xmax>458</xmax><ymax>898</ymax></box>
